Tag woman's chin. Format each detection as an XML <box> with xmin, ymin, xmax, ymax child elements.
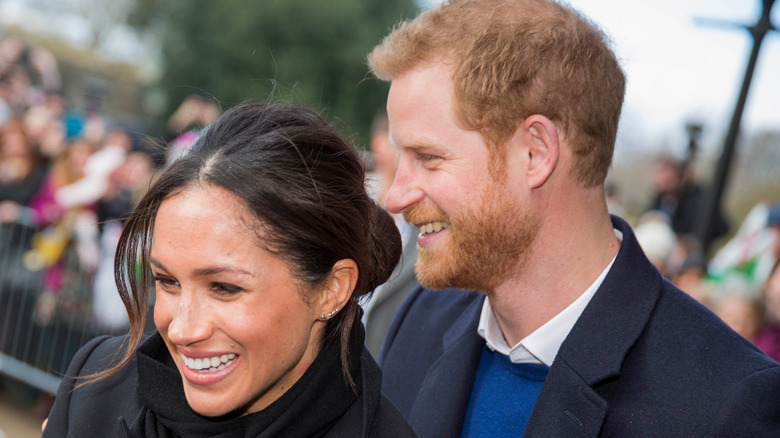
<box><xmin>181</xmin><ymin>386</ymin><xmax>238</xmax><ymax>418</ymax></box>
<box><xmin>186</xmin><ymin>398</ymin><xmax>234</xmax><ymax>418</ymax></box>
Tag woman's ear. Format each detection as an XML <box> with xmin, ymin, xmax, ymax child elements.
<box><xmin>316</xmin><ymin>259</ymin><xmax>358</xmax><ymax>321</ymax></box>
<box><xmin>520</xmin><ymin>114</ymin><xmax>559</xmax><ymax>189</ymax></box>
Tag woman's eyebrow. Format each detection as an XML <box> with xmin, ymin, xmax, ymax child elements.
<box><xmin>192</xmin><ymin>266</ymin><xmax>254</xmax><ymax>277</ymax></box>
<box><xmin>150</xmin><ymin>257</ymin><xmax>253</xmax><ymax>278</ymax></box>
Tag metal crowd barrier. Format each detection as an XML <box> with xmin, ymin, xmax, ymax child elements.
<box><xmin>0</xmin><ymin>221</ymin><xmax>97</xmax><ymax>395</ymax></box>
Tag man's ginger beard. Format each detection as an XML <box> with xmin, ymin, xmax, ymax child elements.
<box><xmin>405</xmin><ymin>177</ymin><xmax>540</xmax><ymax>294</ymax></box>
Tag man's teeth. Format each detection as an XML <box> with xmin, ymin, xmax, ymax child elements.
<box><xmin>183</xmin><ymin>353</ymin><xmax>237</xmax><ymax>372</ymax></box>
<box><xmin>418</xmin><ymin>221</ymin><xmax>449</xmax><ymax>236</ymax></box>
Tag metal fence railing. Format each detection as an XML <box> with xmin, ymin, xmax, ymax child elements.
<box><xmin>0</xmin><ymin>221</ymin><xmax>99</xmax><ymax>395</ymax></box>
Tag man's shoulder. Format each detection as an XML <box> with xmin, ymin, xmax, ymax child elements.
<box><xmin>623</xmin><ymin>284</ymin><xmax>780</xmax><ymax>434</ymax></box>
<box><xmin>387</xmin><ymin>286</ymin><xmax>483</xmax><ymax>341</ymax></box>
<box><xmin>651</xmin><ymin>281</ymin><xmax>778</xmax><ymax>373</ymax></box>
<box><xmin>378</xmin><ymin>286</ymin><xmax>486</xmax><ymax>425</ymax></box>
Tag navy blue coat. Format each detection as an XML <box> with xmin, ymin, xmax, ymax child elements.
<box><xmin>379</xmin><ymin>216</ymin><xmax>780</xmax><ymax>437</ymax></box>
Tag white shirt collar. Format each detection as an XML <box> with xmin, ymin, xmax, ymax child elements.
<box><xmin>477</xmin><ymin>230</ymin><xmax>622</xmax><ymax>365</ymax></box>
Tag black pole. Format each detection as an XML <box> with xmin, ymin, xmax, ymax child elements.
<box><xmin>696</xmin><ymin>0</ymin><xmax>776</xmax><ymax>255</ymax></box>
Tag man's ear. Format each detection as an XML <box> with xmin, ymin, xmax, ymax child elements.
<box><xmin>316</xmin><ymin>259</ymin><xmax>358</xmax><ymax>321</ymax></box>
<box><xmin>520</xmin><ymin>114</ymin><xmax>559</xmax><ymax>189</ymax></box>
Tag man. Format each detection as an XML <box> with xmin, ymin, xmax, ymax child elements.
<box><xmin>368</xmin><ymin>0</ymin><xmax>780</xmax><ymax>436</ymax></box>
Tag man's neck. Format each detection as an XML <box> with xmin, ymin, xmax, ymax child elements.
<box><xmin>489</xmin><ymin>209</ymin><xmax>620</xmax><ymax>346</ymax></box>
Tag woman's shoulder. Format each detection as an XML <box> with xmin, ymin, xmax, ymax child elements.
<box><xmin>323</xmin><ymin>392</ymin><xmax>418</xmax><ymax>438</ymax></box>
<box><xmin>72</xmin><ymin>335</ymin><xmax>130</xmax><ymax>367</ymax></box>
<box><xmin>42</xmin><ymin>335</ymin><xmax>145</xmax><ymax>437</ymax></box>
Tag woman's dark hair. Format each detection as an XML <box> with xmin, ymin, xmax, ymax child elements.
<box><xmin>92</xmin><ymin>102</ymin><xmax>402</xmax><ymax>387</ymax></box>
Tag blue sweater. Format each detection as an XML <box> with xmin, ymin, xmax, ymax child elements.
<box><xmin>461</xmin><ymin>346</ymin><xmax>550</xmax><ymax>437</ymax></box>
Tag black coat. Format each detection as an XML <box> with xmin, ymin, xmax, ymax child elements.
<box><xmin>44</xmin><ymin>328</ymin><xmax>416</xmax><ymax>437</ymax></box>
<box><xmin>379</xmin><ymin>216</ymin><xmax>780</xmax><ymax>437</ymax></box>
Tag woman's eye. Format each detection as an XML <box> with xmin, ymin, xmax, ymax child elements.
<box><xmin>211</xmin><ymin>283</ymin><xmax>242</xmax><ymax>296</ymax></box>
<box><xmin>152</xmin><ymin>275</ymin><xmax>179</xmax><ymax>291</ymax></box>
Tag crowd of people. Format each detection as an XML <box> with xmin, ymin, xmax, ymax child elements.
<box><xmin>0</xmin><ymin>37</ymin><xmax>227</xmax><ymax>382</ymax></box>
<box><xmin>0</xmin><ymin>36</ymin><xmax>154</xmax><ymax>342</ymax></box>
<box><xmin>631</xmin><ymin>156</ymin><xmax>780</xmax><ymax>364</ymax></box>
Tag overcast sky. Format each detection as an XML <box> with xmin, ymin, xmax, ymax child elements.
<box><xmin>421</xmin><ymin>0</ymin><xmax>780</xmax><ymax>159</ymax></box>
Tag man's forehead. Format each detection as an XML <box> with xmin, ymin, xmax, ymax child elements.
<box><xmin>386</xmin><ymin>66</ymin><xmax>459</xmax><ymax>146</ymax></box>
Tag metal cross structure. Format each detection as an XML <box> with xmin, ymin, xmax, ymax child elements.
<box><xmin>695</xmin><ymin>0</ymin><xmax>777</xmax><ymax>255</ymax></box>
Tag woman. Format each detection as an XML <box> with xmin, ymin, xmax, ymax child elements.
<box><xmin>42</xmin><ymin>103</ymin><xmax>417</xmax><ymax>437</ymax></box>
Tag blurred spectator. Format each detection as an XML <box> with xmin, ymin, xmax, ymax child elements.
<box><xmin>367</xmin><ymin>108</ymin><xmax>395</xmax><ymax>206</ymax></box>
<box><xmin>770</xmin><ymin>207</ymin><xmax>780</xmax><ymax>260</ymax></box>
<box><xmin>25</xmin><ymin>139</ymin><xmax>98</xmax><ymax>325</ymax></box>
<box><xmin>0</xmin><ymin>64</ymin><xmax>33</xmax><ymax>119</ymax></box>
<box><xmin>96</xmin><ymin>130</ymin><xmax>150</xmax><ymax>227</ymax></box>
<box><xmin>0</xmin><ymin>38</ymin><xmax>61</xmax><ymax>118</ymax></box>
<box><xmin>672</xmin><ymin>253</ymin><xmax>712</xmax><ymax>306</ymax></box>
<box><xmin>0</xmin><ymin>118</ymin><xmax>47</xmax><ymax>222</ymax></box>
<box><xmin>635</xmin><ymin>210</ymin><xmax>678</xmax><ymax>276</ymax></box>
<box><xmin>360</xmin><ymin>107</ymin><xmax>419</xmax><ymax>356</ymax></box>
<box><xmin>756</xmin><ymin>260</ymin><xmax>780</xmax><ymax>362</ymax></box>
<box><xmin>164</xmin><ymin>94</ymin><xmax>220</xmax><ymax>165</ymax></box>
<box><xmin>92</xmin><ymin>137</ymin><xmax>156</xmax><ymax>332</ymax></box>
<box><xmin>713</xmin><ymin>290</ymin><xmax>764</xmax><ymax>344</ymax></box>
<box><xmin>56</xmin><ymin>126</ymin><xmax>131</xmax><ymax>209</ymax></box>
<box><xmin>167</xmin><ymin>94</ymin><xmax>221</xmax><ymax>138</ymax></box>
<box><xmin>649</xmin><ymin>156</ymin><xmax>729</xmax><ymax>240</ymax></box>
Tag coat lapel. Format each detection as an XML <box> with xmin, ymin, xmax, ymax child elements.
<box><xmin>523</xmin><ymin>359</ymin><xmax>608</xmax><ymax>437</ymax></box>
<box><xmin>409</xmin><ymin>294</ymin><xmax>485</xmax><ymax>438</ymax></box>
<box><xmin>525</xmin><ymin>216</ymin><xmax>663</xmax><ymax>437</ymax></box>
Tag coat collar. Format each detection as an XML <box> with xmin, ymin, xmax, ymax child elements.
<box><xmin>525</xmin><ymin>215</ymin><xmax>663</xmax><ymax>437</ymax></box>
<box><xmin>558</xmin><ymin>215</ymin><xmax>661</xmax><ymax>384</ymax></box>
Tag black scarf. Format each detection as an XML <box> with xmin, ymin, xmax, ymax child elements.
<box><xmin>119</xmin><ymin>328</ymin><xmax>363</xmax><ymax>437</ymax></box>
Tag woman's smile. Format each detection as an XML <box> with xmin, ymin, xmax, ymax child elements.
<box><xmin>178</xmin><ymin>352</ymin><xmax>241</xmax><ymax>386</ymax></box>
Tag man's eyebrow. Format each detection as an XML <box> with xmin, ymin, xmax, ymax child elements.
<box><xmin>389</xmin><ymin>133</ymin><xmax>439</xmax><ymax>151</ymax></box>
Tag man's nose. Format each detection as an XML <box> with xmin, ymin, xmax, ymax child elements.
<box><xmin>385</xmin><ymin>158</ymin><xmax>424</xmax><ymax>214</ymax></box>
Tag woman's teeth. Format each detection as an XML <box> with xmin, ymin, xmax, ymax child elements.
<box><xmin>418</xmin><ymin>221</ymin><xmax>449</xmax><ymax>236</ymax></box>
<box><xmin>183</xmin><ymin>353</ymin><xmax>237</xmax><ymax>372</ymax></box>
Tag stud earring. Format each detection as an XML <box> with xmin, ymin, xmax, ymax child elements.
<box><xmin>318</xmin><ymin>308</ymin><xmax>339</xmax><ymax>320</ymax></box>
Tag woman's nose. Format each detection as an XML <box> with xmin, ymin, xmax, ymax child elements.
<box><xmin>162</xmin><ymin>290</ymin><xmax>213</xmax><ymax>346</ymax></box>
